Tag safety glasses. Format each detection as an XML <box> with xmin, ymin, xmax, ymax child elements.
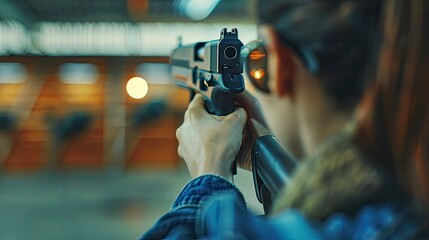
<box><xmin>241</xmin><ymin>40</ymin><xmax>270</xmax><ymax>93</ymax></box>
<box><xmin>241</xmin><ymin>37</ymin><xmax>319</xmax><ymax>94</ymax></box>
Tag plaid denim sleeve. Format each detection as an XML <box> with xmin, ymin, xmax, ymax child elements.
<box><xmin>172</xmin><ymin>174</ymin><xmax>245</xmax><ymax>210</ymax></box>
<box><xmin>141</xmin><ymin>174</ymin><xmax>245</xmax><ymax>239</ymax></box>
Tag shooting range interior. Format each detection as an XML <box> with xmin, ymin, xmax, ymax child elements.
<box><xmin>0</xmin><ymin>0</ymin><xmax>261</xmax><ymax>239</ymax></box>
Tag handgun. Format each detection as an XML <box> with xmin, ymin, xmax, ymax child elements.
<box><xmin>171</xmin><ymin>28</ymin><xmax>297</xmax><ymax>213</ymax></box>
<box><xmin>170</xmin><ymin>28</ymin><xmax>245</xmax><ymax>116</ymax></box>
<box><xmin>170</xmin><ymin>28</ymin><xmax>245</xmax><ymax>175</ymax></box>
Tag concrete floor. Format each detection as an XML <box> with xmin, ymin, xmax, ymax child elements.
<box><xmin>0</xmin><ymin>167</ymin><xmax>262</xmax><ymax>240</ymax></box>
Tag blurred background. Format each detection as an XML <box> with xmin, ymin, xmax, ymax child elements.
<box><xmin>0</xmin><ymin>0</ymin><xmax>261</xmax><ymax>239</ymax></box>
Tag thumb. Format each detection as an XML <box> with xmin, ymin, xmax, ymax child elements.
<box><xmin>227</xmin><ymin>107</ymin><xmax>247</xmax><ymax>125</ymax></box>
<box><xmin>188</xmin><ymin>94</ymin><xmax>205</xmax><ymax>110</ymax></box>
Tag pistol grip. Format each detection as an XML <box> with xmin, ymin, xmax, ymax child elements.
<box><xmin>210</xmin><ymin>87</ymin><xmax>237</xmax><ymax>116</ymax></box>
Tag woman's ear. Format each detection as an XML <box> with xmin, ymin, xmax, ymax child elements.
<box><xmin>262</xmin><ymin>26</ymin><xmax>295</xmax><ymax>97</ymax></box>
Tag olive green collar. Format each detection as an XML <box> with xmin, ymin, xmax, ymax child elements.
<box><xmin>270</xmin><ymin>130</ymin><xmax>398</xmax><ymax>219</ymax></box>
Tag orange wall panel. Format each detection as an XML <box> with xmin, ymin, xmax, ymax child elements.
<box><xmin>3</xmin><ymin>130</ymin><xmax>47</xmax><ymax>171</ymax></box>
<box><xmin>0</xmin><ymin>56</ymin><xmax>186</xmax><ymax>172</ymax></box>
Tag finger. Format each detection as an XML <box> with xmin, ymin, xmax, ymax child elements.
<box><xmin>188</xmin><ymin>94</ymin><xmax>205</xmax><ymax>111</ymax></box>
<box><xmin>186</xmin><ymin>94</ymin><xmax>208</xmax><ymax>121</ymax></box>
<box><xmin>177</xmin><ymin>145</ymin><xmax>183</xmax><ymax>159</ymax></box>
<box><xmin>175</xmin><ymin>126</ymin><xmax>181</xmax><ymax>140</ymax></box>
<box><xmin>250</xmin><ymin>118</ymin><xmax>272</xmax><ymax>136</ymax></box>
<box><xmin>226</xmin><ymin>107</ymin><xmax>247</xmax><ymax>125</ymax></box>
<box><xmin>176</xmin><ymin>127</ymin><xmax>183</xmax><ymax>158</ymax></box>
<box><xmin>236</xmin><ymin>91</ymin><xmax>268</xmax><ymax>126</ymax></box>
<box><xmin>236</xmin><ymin>90</ymin><xmax>259</xmax><ymax>109</ymax></box>
<box><xmin>184</xmin><ymin>108</ymin><xmax>190</xmax><ymax>121</ymax></box>
<box><xmin>236</xmin><ymin>139</ymin><xmax>252</xmax><ymax>171</ymax></box>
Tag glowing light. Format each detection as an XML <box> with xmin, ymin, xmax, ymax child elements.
<box><xmin>136</xmin><ymin>63</ymin><xmax>171</xmax><ymax>84</ymax></box>
<box><xmin>127</xmin><ymin>77</ymin><xmax>149</xmax><ymax>99</ymax></box>
<box><xmin>181</xmin><ymin>0</ymin><xmax>220</xmax><ymax>21</ymax></box>
<box><xmin>250</xmin><ymin>50</ymin><xmax>266</xmax><ymax>60</ymax></box>
<box><xmin>0</xmin><ymin>63</ymin><xmax>28</xmax><ymax>83</ymax></box>
<box><xmin>250</xmin><ymin>69</ymin><xmax>265</xmax><ymax>80</ymax></box>
<box><xmin>59</xmin><ymin>63</ymin><xmax>99</xmax><ymax>84</ymax></box>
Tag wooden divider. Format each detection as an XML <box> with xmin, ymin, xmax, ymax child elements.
<box><xmin>124</xmin><ymin>59</ymin><xmax>188</xmax><ymax>169</ymax></box>
<box><xmin>0</xmin><ymin>57</ymin><xmax>48</xmax><ymax>170</ymax></box>
<box><xmin>0</xmin><ymin>56</ymin><xmax>186</xmax><ymax>172</ymax></box>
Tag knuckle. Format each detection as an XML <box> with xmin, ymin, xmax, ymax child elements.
<box><xmin>184</xmin><ymin>109</ymin><xmax>190</xmax><ymax>120</ymax></box>
<box><xmin>175</xmin><ymin>128</ymin><xmax>180</xmax><ymax>139</ymax></box>
<box><xmin>177</xmin><ymin>145</ymin><xmax>184</xmax><ymax>159</ymax></box>
<box><xmin>231</xmin><ymin>112</ymin><xmax>245</xmax><ymax>125</ymax></box>
<box><xmin>187</xmin><ymin>107</ymin><xmax>202</xmax><ymax>120</ymax></box>
<box><xmin>233</xmin><ymin>112</ymin><xmax>242</xmax><ymax>121</ymax></box>
<box><xmin>176</xmin><ymin>126</ymin><xmax>184</xmax><ymax>140</ymax></box>
<box><xmin>187</xmin><ymin>103</ymin><xmax>201</xmax><ymax>113</ymax></box>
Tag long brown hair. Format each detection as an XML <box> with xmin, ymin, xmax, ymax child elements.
<box><xmin>257</xmin><ymin>0</ymin><xmax>381</xmax><ymax>109</ymax></box>
<box><xmin>357</xmin><ymin>0</ymin><xmax>429</xmax><ymax>206</ymax></box>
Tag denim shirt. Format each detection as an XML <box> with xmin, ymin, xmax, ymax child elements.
<box><xmin>141</xmin><ymin>175</ymin><xmax>426</xmax><ymax>239</ymax></box>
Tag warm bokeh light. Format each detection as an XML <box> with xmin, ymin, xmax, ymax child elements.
<box><xmin>126</xmin><ymin>77</ymin><xmax>149</xmax><ymax>99</ymax></box>
<box><xmin>250</xmin><ymin>69</ymin><xmax>265</xmax><ymax>80</ymax></box>
<box><xmin>250</xmin><ymin>50</ymin><xmax>266</xmax><ymax>60</ymax></box>
<box><xmin>182</xmin><ymin>0</ymin><xmax>220</xmax><ymax>21</ymax></box>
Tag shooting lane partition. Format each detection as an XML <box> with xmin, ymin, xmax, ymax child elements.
<box><xmin>49</xmin><ymin>58</ymin><xmax>105</xmax><ymax>169</ymax></box>
<box><xmin>0</xmin><ymin>57</ymin><xmax>47</xmax><ymax>170</ymax></box>
<box><xmin>0</xmin><ymin>56</ymin><xmax>188</xmax><ymax>172</ymax></box>
<box><xmin>124</xmin><ymin>58</ymin><xmax>188</xmax><ymax>169</ymax></box>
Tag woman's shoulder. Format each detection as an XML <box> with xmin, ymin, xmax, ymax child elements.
<box><xmin>321</xmin><ymin>201</ymin><xmax>429</xmax><ymax>239</ymax></box>
<box><xmin>271</xmin><ymin>129</ymin><xmax>398</xmax><ymax>219</ymax></box>
<box><xmin>200</xmin><ymin>193</ymin><xmax>428</xmax><ymax>239</ymax></box>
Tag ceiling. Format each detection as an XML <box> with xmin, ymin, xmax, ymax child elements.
<box><xmin>0</xmin><ymin>0</ymin><xmax>257</xmax><ymax>56</ymax></box>
<box><xmin>0</xmin><ymin>0</ymin><xmax>255</xmax><ymax>27</ymax></box>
